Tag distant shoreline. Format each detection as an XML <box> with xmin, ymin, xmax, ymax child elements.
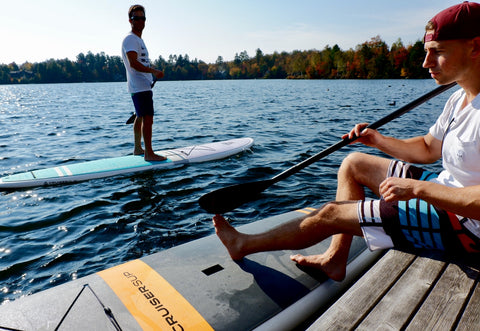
<box><xmin>0</xmin><ymin>36</ymin><xmax>429</xmax><ymax>85</ymax></box>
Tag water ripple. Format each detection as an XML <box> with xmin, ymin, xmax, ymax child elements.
<box><xmin>0</xmin><ymin>79</ymin><xmax>449</xmax><ymax>303</ymax></box>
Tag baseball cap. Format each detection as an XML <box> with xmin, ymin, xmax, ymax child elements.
<box><xmin>424</xmin><ymin>1</ymin><xmax>480</xmax><ymax>42</ymax></box>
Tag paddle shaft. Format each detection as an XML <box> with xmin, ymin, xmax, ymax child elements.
<box><xmin>125</xmin><ymin>77</ymin><xmax>158</xmax><ymax>124</ymax></box>
<box><xmin>198</xmin><ymin>82</ymin><xmax>456</xmax><ymax>214</ymax></box>
<box><xmin>271</xmin><ymin>82</ymin><xmax>456</xmax><ymax>184</ymax></box>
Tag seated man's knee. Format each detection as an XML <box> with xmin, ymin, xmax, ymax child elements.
<box><xmin>318</xmin><ymin>201</ymin><xmax>359</xmax><ymax>233</ymax></box>
<box><xmin>319</xmin><ymin>201</ymin><xmax>342</xmax><ymax>220</ymax></box>
<box><xmin>339</xmin><ymin>152</ymin><xmax>367</xmax><ymax>175</ymax></box>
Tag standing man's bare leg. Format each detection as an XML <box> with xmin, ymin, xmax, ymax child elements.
<box><xmin>142</xmin><ymin>115</ymin><xmax>166</xmax><ymax>161</ymax></box>
<box><xmin>133</xmin><ymin>116</ymin><xmax>144</xmax><ymax>155</ymax></box>
<box><xmin>290</xmin><ymin>153</ymin><xmax>390</xmax><ymax>280</ymax></box>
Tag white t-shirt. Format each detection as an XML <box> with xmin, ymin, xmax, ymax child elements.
<box><xmin>429</xmin><ymin>88</ymin><xmax>480</xmax><ymax>188</ymax></box>
<box><xmin>121</xmin><ymin>32</ymin><xmax>152</xmax><ymax>93</ymax></box>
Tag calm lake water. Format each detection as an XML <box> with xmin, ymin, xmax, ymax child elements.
<box><xmin>0</xmin><ymin>79</ymin><xmax>452</xmax><ymax>304</ymax></box>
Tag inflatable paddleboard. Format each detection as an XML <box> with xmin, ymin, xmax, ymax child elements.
<box><xmin>0</xmin><ymin>138</ymin><xmax>254</xmax><ymax>189</ymax></box>
<box><xmin>0</xmin><ymin>208</ymin><xmax>382</xmax><ymax>330</ymax></box>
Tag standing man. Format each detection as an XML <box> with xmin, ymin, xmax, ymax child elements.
<box><xmin>213</xmin><ymin>1</ymin><xmax>480</xmax><ymax>281</ymax></box>
<box><xmin>122</xmin><ymin>4</ymin><xmax>166</xmax><ymax>161</ymax></box>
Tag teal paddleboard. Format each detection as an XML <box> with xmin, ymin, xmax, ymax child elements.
<box><xmin>0</xmin><ymin>138</ymin><xmax>254</xmax><ymax>189</ymax></box>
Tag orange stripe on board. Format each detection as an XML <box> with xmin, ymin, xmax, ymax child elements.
<box><xmin>296</xmin><ymin>207</ymin><xmax>316</xmax><ymax>214</ymax></box>
<box><xmin>98</xmin><ymin>259</ymin><xmax>213</xmax><ymax>331</ymax></box>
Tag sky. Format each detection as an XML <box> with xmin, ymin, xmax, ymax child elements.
<box><xmin>1</xmin><ymin>0</ymin><xmax>465</xmax><ymax>65</ymax></box>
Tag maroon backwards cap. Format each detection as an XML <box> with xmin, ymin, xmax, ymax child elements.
<box><xmin>424</xmin><ymin>1</ymin><xmax>480</xmax><ymax>42</ymax></box>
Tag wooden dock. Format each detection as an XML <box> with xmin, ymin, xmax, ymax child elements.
<box><xmin>307</xmin><ymin>249</ymin><xmax>480</xmax><ymax>330</ymax></box>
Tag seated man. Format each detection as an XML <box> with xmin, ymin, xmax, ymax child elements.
<box><xmin>213</xmin><ymin>2</ymin><xmax>480</xmax><ymax>281</ymax></box>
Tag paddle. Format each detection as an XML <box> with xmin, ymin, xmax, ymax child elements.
<box><xmin>125</xmin><ymin>77</ymin><xmax>158</xmax><ymax>124</ymax></box>
<box><xmin>199</xmin><ymin>82</ymin><xmax>457</xmax><ymax>214</ymax></box>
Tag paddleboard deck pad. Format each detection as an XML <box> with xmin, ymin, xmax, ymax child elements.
<box><xmin>0</xmin><ymin>138</ymin><xmax>254</xmax><ymax>189</ymax></box>
<box><xmin>0</xmin><ymin>208</ymin><xmax>381</xmax><ymax>330</ymax></box>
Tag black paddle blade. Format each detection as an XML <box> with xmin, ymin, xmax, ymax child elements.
<box><xmin>126</xmin><ymin>113</ymin><xmax>136</xmax><ymax>124</ymax></box>
<box><xmin>199</xmin><ymin>180</ymin><xmax>273</xmax><ymax>214</ymax></box>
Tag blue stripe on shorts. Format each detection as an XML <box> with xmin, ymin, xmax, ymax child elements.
<box><xmin>398</xmin><ymin>199</ymin><xmax>444</xmax><ymax>250</ymax></box>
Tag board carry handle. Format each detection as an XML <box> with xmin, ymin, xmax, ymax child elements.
<box><xmin>198</xmin><ymin>82</ymin><xmax>457</xmax><ymax>214</ymax></box>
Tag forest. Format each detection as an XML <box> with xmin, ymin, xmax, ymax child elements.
<box><xmin>0</xmin><ymin>36</ymin><xmax>430</xmax><ymax>85</ymax></box>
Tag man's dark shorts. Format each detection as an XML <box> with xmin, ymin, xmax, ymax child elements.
<box><xmin>358</xmin><ymin>160</ymin><xmax>480</xmax><ymax>254</ymax></box>
<box><xmin>131</xmin><ymin>90</ymin><xmax>154</xmax><ymax>117</ymax></box>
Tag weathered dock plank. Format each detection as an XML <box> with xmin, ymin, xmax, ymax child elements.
<box><xmin>307</xmin><ymin>250</ymin><xmax>415</xmax><ymax>330</ymax></box>
<box><xmin>356</xmin><ymin>254</ymin><xmax>445</xmax><ymax>330</ymax></box>
<box><xmin>456</xmin><ymin>264</ymin><xmax>480</xmax><ymax>330</ymax></box>
<box><xmin>407</xmin><ymin>262</ymin><xmax>478</xmax><ymax>330</ymax></box>
<box><xmin>307</xmin><ymin>249</ymin><xmax>480</xmax><ymax>331</ymax></box>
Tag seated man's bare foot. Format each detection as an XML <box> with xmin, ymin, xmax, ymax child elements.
<box><xmin>290</xmin><ymin>253</ymin><xmax>346</xmax><ymax>282</ymax></box>
<box><xmin>213</xmin><ymin>215</ymin><xmax>247</xmax><ymax>260</ymax></box>
<box><xmin>144</xmin><ymin>153</ymin><xmax>167</xmax><ymax>162</ymax></box>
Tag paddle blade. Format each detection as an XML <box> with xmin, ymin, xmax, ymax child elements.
<box><xmin>199</xmin><ymin>180</ymin><xmax>272</xmax><ymax>214</ymax></box>
<box><xmin>126</xmin><ymin>113</ymin><xmax>136</xmax><ymax>124</ymax></box>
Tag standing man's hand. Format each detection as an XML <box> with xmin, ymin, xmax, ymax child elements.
<box><xmin>152</xmin><ymin>69</ymin><xmax>164</xmax><ymax>79</ymax></box>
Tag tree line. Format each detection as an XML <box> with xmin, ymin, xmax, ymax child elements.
<box><xmin>0</xmin><ymin>36</ymin><xmax>430</xmax><ymax>85</ymax></box>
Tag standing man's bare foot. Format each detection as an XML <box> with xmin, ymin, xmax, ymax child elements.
<box><xmin>213</xmin><ymin>215</ymin><xmax>247</xmax><ymax>260</ymax></box>
<box><xmin>290</xmin><ymin>253</ymin><xmax>347</xmax><ymax>281</ymax></box>
<box><xmin>144</xmin><ymin>152</ymin><xmax>167</xmax><ymax>162</ymax></box>
<box><xmin>134</xmin><ymin>147</ymin><xmax>145</xmax><ymax>156</ymax></box>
